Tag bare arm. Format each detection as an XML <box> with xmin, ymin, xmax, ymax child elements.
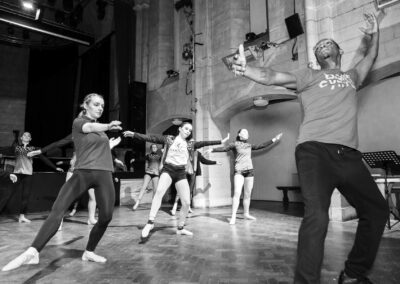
<box><xmin>82</xmin><ymin>120</ymin><xmax>122</xmax><ymax>133</ymax></box>
<box><xmin>232</xmin><ymin>44</ymin><xmax>297</xmax><ymax>89</ymax></box>
<box><xmin>354</xmin><ymin>13</ymin><xmax>380</xmax><ymax>85</ymax></box>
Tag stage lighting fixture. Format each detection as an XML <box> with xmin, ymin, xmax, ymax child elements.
<box><xmin>22</xmin><ymin>1</ymin><xmax>34</xmax><ymax>10</ymax></box>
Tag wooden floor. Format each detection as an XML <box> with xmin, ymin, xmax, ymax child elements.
<box><xmin>1</xmin><ymin>201</ymin><xmax>400</xmax><ymax>284</ymax></box>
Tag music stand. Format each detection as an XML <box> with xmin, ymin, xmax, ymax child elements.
<box><xmin>362</xmin><ymin>151</ymin><xmax>400</xmax><ymax>229</ymax></box>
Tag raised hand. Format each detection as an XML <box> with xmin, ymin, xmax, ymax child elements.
<box><xmin>272</xmin><ymin>133</ymin><xmax>283</xmax><ymax>143</ymax></box>
<box><xmin>222</xmin><ymin>133</ymin><xmax>230</xmax><ymax>143</ymax></box>
<box><xmin>231</xmin><ymin>44</ymin><xmax>247</xmax><ymax>76</ymax></box>
<box><xmin>123</xmin><ymin>131</ymin><xmax>135</xmax><ymax>138</ymax></box>
<box><xmin>108</xmin><ymin>121</ymin><xmax>122</xmax><ymax>131</ymax></box>
<box><xmin>109</xmin><ymin>137</ymin><xmax>121</xmax><ymax>149</ymax></box>
<box><xmin>9</xmin><ymin>174</ymin><xmax>17</xmax><ymax>183</ymax></box>
<box><xmin>27</xmin><ymin>150</ymin><xmax>41</xmax><ymax>157</ymax></box>
<box><xmin>359</xmin><ymin>13</ymin><xmax>378</xmax><ymax>35</ymax></box>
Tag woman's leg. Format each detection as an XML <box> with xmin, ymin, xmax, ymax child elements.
<box><xmin>66</xmin><ymin>172</ymin><xmax>78</xmax><ymax>217</ymax></box>
<box><xmin>151</xmin><ymin>176</ymin><xmax>159</xmax><ymax>198</ymax></box>
<box><xmin>141</xmin><ymin>173</ymin><xmax>172</xmax><ymax>238</ymax></box>
<box><xmin>175</xmin><ymin>179</ymin><xmax>192</xmax><ymax>235</ymax></box>
<box><xmin>18</xmin><ymin>175</ymin><xmax>32</xmax><ymax>223</ymax></box>
<box><xmin>230</xmin><ymin>174</ymin><xmax>245</xmax><ymax>225</ymax></box>
<box><xmin>87</xmin><ymin>188</ymin><xmax>97</xmax><ymax>224</ymax></box>
<box><xmin>133</xmin><ymin>174</ymin><xmax>152</xmax><ymax>210</ymax></box>
<box><xmin>170</xmin><ymin>195</ymin><xmax>180</xmax><ymax>216</ymax></box>
<box><xmin>243</xmin><ymin>176</ymin><xmax>255</xmax><ymax>220</ymax></box>
<box><xmin>2</xmin><ymin>172</ymin><xmax>89</xmax><ymax>271</ymax></box>
<box><xmin>84</xmin><ymin>171</ymin><xmax>115</xmax><ymax>262</ymax></box>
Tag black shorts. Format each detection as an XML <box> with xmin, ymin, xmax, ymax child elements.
<box><xmin>161</xmin><ymin>163</ymin><xmax>187</xmax><ymax>183</ymax></box>
<box><xmin>234</xmin><ymin>169</ymin><xmax>254</xmax><ymax>177</ymax></box>
<box><xmin>145</xmin><ymin>173</ymin><xmax>159</xmax><ymax>179</ymax></box>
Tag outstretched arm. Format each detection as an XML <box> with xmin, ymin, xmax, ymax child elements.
<box><xmin>354</xmin><ymin>13</ymin><xmax>380</xmax><ymax>85</ymax></box>
<box><xmin>252</xmin><ymin>133</ymin><xmax>283</xmax><ymax>150</ymax></box>
<box><xmin>123</xmin><ymin>131</ymin><xmax>166</xmax><ymax>145</ymax></box>
<box><xmin>198</xmin><ymin>152</ymin><xmax>218</xmax><ymax>165</ymax></box>
<box><xmin>28</xmin><ymin>134</ymin><xmax>73</xmax><ymax>157</ymax></box>
<box><xmin>209</xmin><ymin>143</ymin><xmax>235</xmax><ymax>153</ymax></box>
<box><xmin>232</xmin><ymin>44</ymin><xmax>297</xmax><ymax>89</ymax></box>
<box><xmin>82</xmin><ymin>120</ymin><xmax>122</xmax><ymax>133</ymax></box>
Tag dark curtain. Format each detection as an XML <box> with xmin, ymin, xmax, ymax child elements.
<box><xmin>114</xmin><ymin>0</ymin><xmax>136</xmax><ymax>128</ymax></box>
<box><xmin>25</xmin><ymin>45</ymin><xmax>78</xmax><ymax>148</ymax></box>
<box><xmin>79</xmin><ymin>36</ymin><xmax>111</xmax><ymax>123</ymax></box>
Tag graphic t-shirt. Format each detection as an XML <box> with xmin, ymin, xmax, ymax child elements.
<box><xmin>291</xmin><ymin>68</ymin><xmax>359</xmax><ymax>149</ymax></box>
<box><xmin>165</xmin><ymin>136</ymin><xmax>189</xmax><ymax>166</ymax></box>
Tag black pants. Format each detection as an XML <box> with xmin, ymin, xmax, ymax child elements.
<box><xmin>294</xmin><ymin>141</ymin><xmax>388</xmax><ymax>283</ymax></box>
<box><xmin>31</xmin><ymin>169</ymin><xmax>115</xmax><ymax>252</ymax></box>
<box><xmin>0</xmin><ymin>174</ymin><xmax>31</xmax><ymax>214</ymax></box>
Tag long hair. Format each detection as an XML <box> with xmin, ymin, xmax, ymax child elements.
<box><xmin>78</xmin><ymin>93</ymin><xmax>104</xmax><ymax>117</ymax></box>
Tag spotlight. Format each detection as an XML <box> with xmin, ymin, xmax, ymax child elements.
<box><xmin>22</xmin><ymin>1</ymin><xmax>34</xmax><ymax>10</ymax></box>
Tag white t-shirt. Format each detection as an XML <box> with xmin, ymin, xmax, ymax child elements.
<box><xmin>165</xmin><ymin>136</ymin><xmax>189</xmax><ymax>166</ymax></box>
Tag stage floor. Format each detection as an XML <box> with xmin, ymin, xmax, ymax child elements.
<box><xmin>0</xmin><ymin>201</ymin><xmax>399</xmax><ymax>284</ymax></box>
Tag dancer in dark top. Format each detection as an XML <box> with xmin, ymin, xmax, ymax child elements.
<box><xmin>209</xmin><ymin>129</ymin><xmax>282</xmax><ymax>224</ymax></box>
<box><xmin>132</xmin><ymin>144</ymin><xmax>162</xmax><ymax>210</ymax></box>
<box><xmin>2</xmin><ymin>93</ymin><xmax>122</xmax><ymax>271</ymax></box>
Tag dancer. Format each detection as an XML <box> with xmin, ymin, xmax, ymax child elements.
<box><xmin>209</xmin><ymin>130</ymin><xmax>282</xmax><ymax>224</ymax></box>
<box><xmin>123</xmin><ymin>123</ymin><xmax>229</xmax><ymax>237</ymax></box>
<box><xmin>231</xmin><ymin>13</ymin><xmax>387</xmax><ymax>284</ymax></box>
<box><xmin>28</xmin><ymin>135</ymin><xmax>121</xmax><ymax>225</ymax></box>
<box><xmin>1</xmin><ymin>132</ymin><xmax>63</xmax><ymax>223</ymax></box>
<box><xmin>132</xmin><ymin>144</ymin><xmax>162</xmax><ymax>211</ymax></box>
<box><xmin>170</xmin><ymin>150</ymin><xmax>221</xmax><ymax>216</ymax></box>
<box><xmin>2</xmin><ymin>93</ymin><xmax>122</xmax><ymax>272</ymax></box>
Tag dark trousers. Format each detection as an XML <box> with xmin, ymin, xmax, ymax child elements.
<box><xmin>31</xmin><ymin>169</ymin><xmax>115</xmax><ymax>252</ymax></box>
<box><xmin>294</xmin><ymin>141</ymin><xmax>388</xmax><ymax>284</ymax></box>
<box><xmin>0</xmin><ymin>174</ymin><xmax>31</xmax><ymax>214</ymax></box>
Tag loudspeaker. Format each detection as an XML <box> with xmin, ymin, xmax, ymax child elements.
<box><xmin>285</xmin><ymin>13</ymin><xmax>304</xmax><ymax>39</ymax></box>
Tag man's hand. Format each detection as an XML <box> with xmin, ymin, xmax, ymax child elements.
<box><xmin>359</xmin><ymin>13</ymin><xmax>378</xmax><ymax>35</ymax></box>
<box><xmin>9</xmin><ymin>174</ymin><xmax>17</xmax><ymax>183</ymax></box>
<box><xmin>231</xmin><ymin>44</ymin><xmax>247</xmax><ymax>76</ymax></box>
<box><xmin>27</xmin><ymin>150</ymin><xmax>42</xmax><ymax>157</ymax></box>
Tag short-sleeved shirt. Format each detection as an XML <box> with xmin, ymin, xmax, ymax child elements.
<box><xmin>72</xmin><ymin>116</ymin><xmax>113</xmax><ymax>171</ymax></box>
<box><xmin>291</xmin><ymin>68</ymin><xmax>359</xmax><ymax>149</ymax></box>
<box><xmin>145</xmin><ymin>152</ymin><xmax>162</xmax><ymax>175</ymax></box>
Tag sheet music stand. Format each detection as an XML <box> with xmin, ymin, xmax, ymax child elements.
<box><xmin>362</xmin><ymin>151</ymin><xmax>400</xmax><ymax>229</ymax></box>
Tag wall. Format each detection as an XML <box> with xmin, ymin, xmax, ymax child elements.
<box><xmin>0</xmin><ymin>45</ymin><xmax>29</xmax><ymax>146</ymax></box>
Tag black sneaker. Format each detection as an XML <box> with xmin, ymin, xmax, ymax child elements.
<box><xmin>338</xmin><ymin>271</ymin><xmax>373</xmax><ymax>284</ymax></box>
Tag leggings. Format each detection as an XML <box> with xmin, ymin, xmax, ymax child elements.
<box><xmin>31</xmin><ymin>169</ymin><xmax>115</xmax><ymax>252</ymax></box>
<box><xmin>0</xmin><ymin>174</ymin><xmax>32</xmax><ymax>214</ymax></box>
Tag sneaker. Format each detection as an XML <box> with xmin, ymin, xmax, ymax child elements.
<box><xmin>338</xmin><ymin>270</ymin><xmax>373</xmax><ymax>284</ymax></box>
<box><xmin>87</xmin><ymin>219</ymin><xmax>98</xmax><ymax>225</ymax></box>
<box><xmin>141</xmin><ymin>223</ymin><xmax>154</xmax><ymax>238</ymax></box>
<box><xmin>176</xmin><ymin>228</ymin><xmax>193</xmax><ymax>236</ymax></box>
<box><xmin>244</xmin><ymin>214</ymin><xmax>256</xmax><ymax>220</ymax></box>
<box><xmin>1</xmin><ymin>247</ymin><xmax>39</xmax><ymax>271</ymax></box>
<box><xmin>69</xmin><ymin>209</ymin><xmax>77</xmax><ymax>217</ymax></box>
<box><xmin>18</xmin><ymin>216</ymin><xmax>31</xmax><ymax>223</ymax></box>
<box><xmin>82</xmin><ymin>251</ymin><xmax>107</xmax><ymax>263</ymax></box>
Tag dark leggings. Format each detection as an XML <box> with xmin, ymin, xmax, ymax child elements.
<box><xmin>0</xmin><ymin>174</ymin><xmax>32</xmax><ymax>214</ymax></box>
<box><xmin>31</xmin><ymin>169</ymin><xmax>115</xmax><ymax>252</ymax></box>
<box><xmin>294</xmin><ymin>141</ymin><xmax>388</xmax><ymax>283</ymax></box>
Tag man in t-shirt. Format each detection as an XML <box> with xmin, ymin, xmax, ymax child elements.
<box><xmin>231</xmin><ymin>13</ymin><xmax>388</xmax><ymax>284</ymax></box>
